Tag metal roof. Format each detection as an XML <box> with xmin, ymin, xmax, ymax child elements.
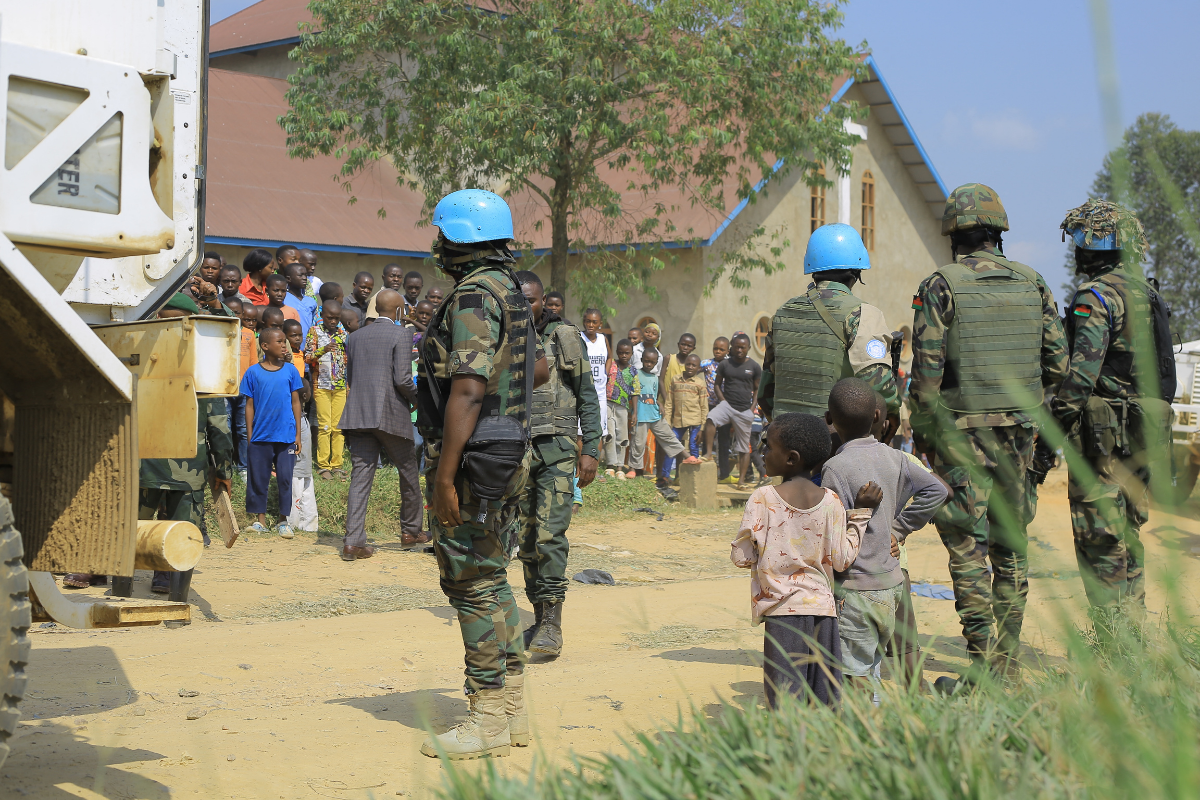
<box><xmin>204</xmin><ymin>69</ymin><xmax>431</xmax><ymax>257</ymax></box>
<box><xmin>204</xmin><ymin>36</ymin><xmax>947</xmax><ymax>251</ymax></box>
<box><xmin>210</xmin><ymin>0</ymin><xmax>311</xmax><ymax>57</ymax></box>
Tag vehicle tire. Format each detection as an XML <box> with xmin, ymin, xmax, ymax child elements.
<box><xmin>0</xmin><ymin>496</ymin><xmax>30</xmax><ymax>770</ymax></box>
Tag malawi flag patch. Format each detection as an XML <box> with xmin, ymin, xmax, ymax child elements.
<box><xmin>1073</xmin><ymin>303</ymin><xmax>1092</xmax><ymax>318</ymax></box>
<box><xmin>912</xmin><ymin>295</ymin><xmax>924</xmax><ymax>310</ymax></box>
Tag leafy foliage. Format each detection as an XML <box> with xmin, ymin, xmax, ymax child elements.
<box><xmin>439</xmin><ymin>608</ymin><xmax>1200</xmax><ymax>800</ymax></box>
<box><xmin>1067</xmin><ymin>113</ymin><xmax>1200</xmax><ymax>339</ymax></box>
<box><xmin>281</xmin><ymin>0</ymin><xmax>863</xmax><ymax>309</ymax></box>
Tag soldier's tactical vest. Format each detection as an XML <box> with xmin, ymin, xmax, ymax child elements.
<box><xmin>1067</xmin><ymin>271</ymin><xmax>1153</xmax><ymax>399</ymax></box>
<box><xmin>417</xmin><ymin>265</ymin><xmax>533</xmax><ymax>430</ymax></box>
<box><xmin>530</xmin><ymin>321</ymin><xmax>584</xmax><ymax>438</ymax></box>
<box><xmin>771</xmin><ymin>286</ymin><xmax>859</xmax><ymax>416</ymax></box>
<box><xmin>937</xmin><ymin>255</ymin><xmax>1043</xmax><ymax>413</ymax></box>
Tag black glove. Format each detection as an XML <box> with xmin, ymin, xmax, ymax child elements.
<box><xmin>1029</xmin><ymin>434</ymin><xmax>1057</xmax><ymax>485</ymax></box>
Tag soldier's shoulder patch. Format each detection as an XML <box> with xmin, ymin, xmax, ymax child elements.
<box><xmin>1072</xmin><ymin>303</ymin><xmax>1092</xmax><ymax>318</ymax></box>
<box><xmin>865</xmin><ymin>339</ymin><xmax>888</xmax><ymax>359</ymax></box>
<box><xmin>911</xmin><ymin>294</ymin><xmax>924</xmax><ymax>310</ymax></box>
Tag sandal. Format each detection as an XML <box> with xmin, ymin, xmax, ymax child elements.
<box><xmin>63</xmin><ymin>573</ymin><xmax>99</xmax><ymax>589</ymax></box>
<box><xmin>318</xmin><ymin>469</ymin><xmax>334</xmax><ymax>481</ymax></box>
<box><xmin>244</xmin><ymin>521</ymin><xmax>269</xmax><ymax>534</ymax></box>
<box><xmin>275</xmin><ymin>522</ymin><xmax>295</xmax><ymax>539</ymax></box>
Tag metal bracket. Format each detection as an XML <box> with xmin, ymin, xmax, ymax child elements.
<box><xmin>28</xmin><ymin>571</ymin><xmax>190</xmax><ymax>628</ymax></box>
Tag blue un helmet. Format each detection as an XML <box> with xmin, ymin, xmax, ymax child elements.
<box><xmin>804</xmin><ymin>223</ymin><xmax>871</xmax><ymax>274</ymax></box>
<box><xmin>432</xmin><ymin>189</ymin><xmax>514</xmax><ymax>245</ymax></box>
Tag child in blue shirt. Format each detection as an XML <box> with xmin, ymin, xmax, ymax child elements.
<box><xmin>627</xmin><ymin>347</ymin><xmax>685</xmax><ymax>477</ymax></box>
<box><xmin>240</xmin><ymin>327</ymin><xmax>304</xmax><ymax>538</ymax></box>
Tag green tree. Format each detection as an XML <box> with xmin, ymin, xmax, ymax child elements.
<box><xmin>281</xmin><ymin>0</ymin><xmax>863</xmax><ymax>309</ymax></box>
<box><xmin>1067</xmin><ymin>113</ymin><xmax>1200</xmax><ymax>339</ymax></box>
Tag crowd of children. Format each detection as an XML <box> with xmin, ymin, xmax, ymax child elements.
<box><xmin>178</xmin><ymin>252</ymin><xmax>947</xmax><ymax>705</ymax></box>
<box><xmin>590</xmin><ymin>327</ymin><xmax>772</xmax><ymax>497</ymax></box>
<box><xmin>207</xmin><ymin>245</ymin><xmax>445</xmax><ymax>538</ymax></box>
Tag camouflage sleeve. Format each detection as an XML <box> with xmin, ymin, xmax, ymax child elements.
<box><xmin>204</xmin><ymin>399</ymin><xmax>235</xmax><ymax>481</ymax></box>
<box><xmin>846</xmin><ymin>306</ymin><xmax>899</xmax><ymax>415</ymax></box>
<box><xmin>1036</xmin><ymin>274</ymin><xmax>1069</xmax><ymax>393</ymax></box>
<box><xmin>1052</xmin><ymin>284</ymin><xmax>1120</xmax><ymax>429</ymax></box>
<box><xmin>857</xmin><ymin>363</ymin><xmax>899</xmax><ymax>415</ymax></box>
<box><xmin>758</xmin><ymin>331</ymin><xmax>775</xmax><ymax>417</ymax></box>
<box><xmin>446</xmin><ymin>290</ymin><xmax>502</xmax><ymax>379</ymax></box>
<box><xmin>569</xmin><ymin>371</ymin><xmax>602</xmax><ymax>458</ymax></box>
<box><xmin>906</xmin><ymin>274</ymin><xmax>953</xmax><ymax>442</ymax></box>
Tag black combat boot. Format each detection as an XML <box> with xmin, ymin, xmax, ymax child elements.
<box><xmin>522</xmin><ymin>602</ymin><xmax>544</xmax><ymax>650</ymax></box>
<box><xmin>528</xmin><ymin>602</ymin><xmax>563</xmax><ymax>655</ymax></box>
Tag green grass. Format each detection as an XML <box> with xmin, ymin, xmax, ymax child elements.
<box><xmin>576</xmin><ymin>474</ymin><xmax>669</xmax><ymax>518</ymax></box>
<box><xmin>204</xmin><ymin>456</ymin><xmax>425</xmax><ymax>540</ymax></box>
<box><xmin>203</xmin><ymin>452</ymin><xmax>672</xmax><ymax>539</ymax></box>
<box><xmin>438</xmin><ymin>598</ymin><xmax>1200</xmax><ymax>800</ymax></box>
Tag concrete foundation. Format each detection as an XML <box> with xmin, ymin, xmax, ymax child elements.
<box><xmin>678</xmin><ymin>460</ymin><xmax>717</xmax><ymax>510</ymax></box>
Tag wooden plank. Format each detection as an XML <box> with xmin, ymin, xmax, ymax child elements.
<box><xmin>215</xmin><ymin>487</ymin><xmax>238</xmax><ymax>548</ymax></box>
<box><xmin>28</xmin><ymin>572</ymin><xmax>190</xmax><ymax>628</ymax></box>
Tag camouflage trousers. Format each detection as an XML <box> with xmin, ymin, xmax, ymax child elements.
<box><xmin>518</xmin><ymin>447</ymin><xmax>575</xmax><ymax>604</ymax></box>
<box><xmin>426</xmin><ymin>475</ymin><xmax>525</xmax><ymax>694</ymax></box>
<box><xmin>138</xmin><ymin>487</ymin><xmax>200</xmax><ymax>525</ymax></box>
<box><xmin>932</xmin><ymin>423</ymin><xmax>1037</xmax><ymax>659</ymax></box>
<box><xmin>1066</xmin><ymin>437</ymin><xmax>1148</xmax><ymax>610</ymax></box>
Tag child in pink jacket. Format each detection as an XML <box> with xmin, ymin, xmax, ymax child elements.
<box><xmin>731</xmin><ymin>412</ymin><xmax>880</xmax><ymax>708</ymax></box>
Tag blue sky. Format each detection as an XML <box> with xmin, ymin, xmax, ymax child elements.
<box><xmin>212</xmin><ymin>0</ymin><xmax>1198</xmax><ymax>295</ymax></box>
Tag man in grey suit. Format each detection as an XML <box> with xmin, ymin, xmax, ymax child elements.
<box><xmin>338</xmin><ymin>288</ymin><xmax>428</xmax><ymax>560</ymax></box>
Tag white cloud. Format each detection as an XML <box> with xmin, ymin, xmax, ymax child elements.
<box><xmin>942</xmin><ymin>108</ymin><xmax>1043</xmax><ymax>151</ymax></box>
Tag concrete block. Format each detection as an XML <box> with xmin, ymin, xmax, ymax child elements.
<box><xmin>678</xmin><ymin>460</ymin><xmax>717</xmax><ymax>509</ymax></box>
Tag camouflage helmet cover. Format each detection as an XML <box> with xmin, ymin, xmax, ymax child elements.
<box><xmin>941</xmin><ymin>182</ymin><xmax>1010</xmax><ymax>236</ymax></box>
<box><xmin>1060</xmin><ymin>198</ymin><xmax>1148</xmax><ymax>261</ymax></box>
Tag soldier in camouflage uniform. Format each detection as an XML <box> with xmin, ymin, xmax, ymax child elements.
<box><xmin>417</xmin><ymin>190</ymin><xmax>549</xmax><ymax>760</ymax></box>
<box><xmin>908</xmin><ymin>184</ymin><xmax>1067</xmax><ymax>682</ymax></box>
<box><xmin>514</xmin><ymin>271</ymin><xmax>602</xmax><ymax>657</ymax></box>
<box><xmin>1053</xmin><ymin>200</ymin><xmax>1170</xmax><ymax>621</ymax></box>
<box><xmin>61</xmin><ymin>293</ymin><xmax>235</xmax><ymax>598</ymax></box>
<box><xmin>760</xmin><ymin>223</ymin><xmax>899</xmax><ymax>428</ymax></box>
<box><xmin>140</xmin><ymin>294</ymin><xmax>235</xmax><ymax>600</ymax></box>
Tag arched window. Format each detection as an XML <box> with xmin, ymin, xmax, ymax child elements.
<box><xmin>861</xmin><ymin>171</ymin><xmax>875</xmax><ymax>251</ymax></box>
<box><xmin>635</xmin><ymin>315</ymin><xmax>657</xmax><ymax>331</ymax></box>
<box><xmin>753</xmin><ymin>314</ymin><xmax>772</xmax><ymax>355</ymax></box>
<box><xmin>810</xmin><ymin>166</ymin><xmax>826</xmax><ymax>232</ymax></box>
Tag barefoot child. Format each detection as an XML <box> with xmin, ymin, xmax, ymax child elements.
<box><xmin>628</xmin><ymin>347</ymin><xmax>686</xmax><ymax>481</ymax></box>
<box><xmin>662</xmin><ymin>353</ymin><xmax>707</xmax><ymax>472</ymax></box>
<box><xmin>731</xmin><ymin>412</ymin><xmax>882</xmax><ymax>707</ymax></box>
<box><xmin>821</xmin><ymin>378</ymin><xmax>948</xmax><ymax>696</ymax></box>
<box><xmin>605</xmin><ymin>339</ymin><xmax>639</xmax><ymax>478</ymax></box>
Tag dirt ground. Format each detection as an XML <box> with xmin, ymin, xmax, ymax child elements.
<box><xmin>6</xmin><ymin>466</ymin><xmax>1200</xmax><ymax>799</ymax></box>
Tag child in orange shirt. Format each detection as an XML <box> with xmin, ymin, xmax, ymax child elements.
<box><xmin>282</xmin><ymin>319</ymin><xmax>307</xmax><ymax>380</ymax></box>
<box><xmin>233</xmin><ymin>304</ymin><xmax>260</xmax><ymax>478</ymax></box>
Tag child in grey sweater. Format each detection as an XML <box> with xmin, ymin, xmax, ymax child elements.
<box><xmin>820</xmin><ymin>378</ymin><xmax>948</xmax><ymax>693</ymax></box>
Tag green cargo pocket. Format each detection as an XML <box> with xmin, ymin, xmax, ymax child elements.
<box><xmin>552</xmin><ymin>475</ymin><xmax>573</xmax><ymax>501</ymax></box>
<box><xmin>1082</xmin><ymin>396</ymin><xmax>1118</xmax><ymax>458</ymax></box>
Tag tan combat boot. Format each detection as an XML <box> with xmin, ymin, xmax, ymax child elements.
<box><xmin>419</xmin><ymin>687</ymin><xmax>510</xmax><ymax>760</ymax></box>
<box><xmin>506</xmin><ymin>672</ymin><xmax>529</xmax><ymax>746</ymax></box>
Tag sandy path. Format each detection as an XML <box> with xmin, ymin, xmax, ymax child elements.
<box><xmin>5</xmin><ymin>468</ymin><xmax>1199</xmax><ymax>799</ymax></box>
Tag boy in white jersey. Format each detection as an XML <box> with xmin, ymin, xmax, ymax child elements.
<box><xmin>581</xmin><ymin>308</ymin><xmax>611</xmax><ymax>462</ymax></box>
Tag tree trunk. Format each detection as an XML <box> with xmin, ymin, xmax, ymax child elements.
<box><xmin>549</xmin><ymin>138</ymin><xmax>572</xmax><ymax>294</ymax></box>
<box><xmin>550</xmin><ymin>197</ymin><xmax>570</xmax><ymax>294</ymax></box>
